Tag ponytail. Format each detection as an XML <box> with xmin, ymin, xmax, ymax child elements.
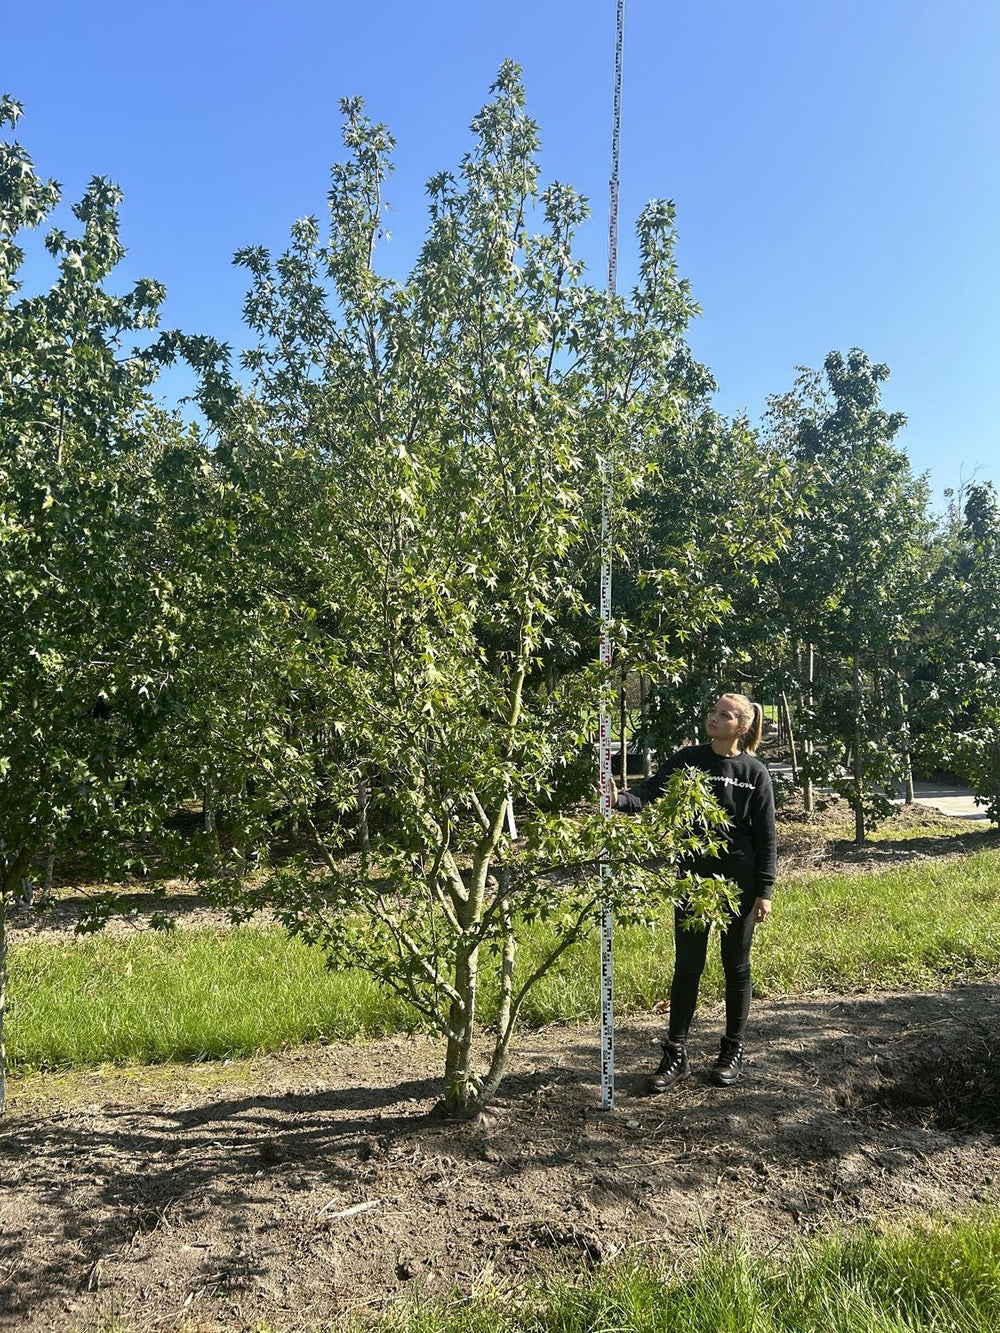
<box><xmin>744</xmin><ymin>702</ymin><xmax>763</xmax><ymax>754</ymax></box>
<box><xmin>720</xmin><ymin>692</ymin><xmax>763</xmax><ymax>753</ymax></box>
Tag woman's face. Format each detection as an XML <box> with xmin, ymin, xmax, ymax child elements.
<box><xmin>706</xmin><ymin>697</ymin><xmax>747</xmax><ymax>745</ymax></box>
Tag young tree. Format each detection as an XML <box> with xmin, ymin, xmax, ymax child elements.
<box><xmin>201</xmin><ymin>67</ymin><xmax>737</xmax><ymax>1113</ymax></box>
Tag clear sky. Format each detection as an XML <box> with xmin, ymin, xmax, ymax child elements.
<box><xmin>5</xmin><ymin>0</ymin><xmax>998</xmax><ymax>506</ymax></box>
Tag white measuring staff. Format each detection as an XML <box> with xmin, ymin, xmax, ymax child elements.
<box><xmin>599</xmin><ymin>0</ymin><xmax>625</xmax><ymax>1114</ymax></box>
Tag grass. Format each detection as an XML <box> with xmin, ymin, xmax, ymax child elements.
<box><xmin>7</xmin><ymin>849</ymin><xmax>1000</xmax><ymax>1076</ymax></box>
<box><xmin>377</xmin><ymin>1213</ymin><xmax>1000</xmax><ymax>1333</ymax></box>
<box><xmin>7</xmin><ymin>927</ymin><xmax>414</xmax><ymax>1074</ymax></box>
<box><xmin>869</xmin><ymin>814</ymin><xmax>990</xmax><ymax>843</ymax></box>
<box><xmin>511</xmin><ymin>848</ymin><xmax>1000</xmax><ymax>1022</ymax></box>
<box><xmin>91</xmin><ymin>1210</ymin><xmax>1000</xmax><ymax>1333</ymax></box>
<box><xmin>365</xmin><ymin>1211</ymin><xmax>1000</xmax><ymax>1333</ymax></box>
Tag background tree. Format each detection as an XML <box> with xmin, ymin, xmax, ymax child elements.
<box><xmin>912</xmin><ymin>481</ymin><xmax>1000</xmax><ymax>820</ymax></box>
<box><xmin>0</xmin><ymin>97</ymin><xmax>224</xmax><ymax>1105</ymax></box>
<box><xmin>616</xmin><ymin>403</ymin><xmax>797</xmax><ymax>764</ymax></box>
<box><xmin>766</xmin><ymin>350</ymin><xmax>933</xmax><ymax>841</ymax></box>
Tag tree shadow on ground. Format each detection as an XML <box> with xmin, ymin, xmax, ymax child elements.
<box><xmin>824</xmin><ymin>829</ymin><xmax>1000</xmax><ymax>867</ymax></box>
<box><xmin>8</xmin><ymin>885</ymin><xmax>223</xmax><ymax>940</ymax></box>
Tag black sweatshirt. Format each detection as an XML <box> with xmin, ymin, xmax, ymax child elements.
<box><xmin>616</xmin><ymin>743</ymin><xmax>777</xmax><ymax>899</ymax></box>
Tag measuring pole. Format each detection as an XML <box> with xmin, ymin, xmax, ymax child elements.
<box><xmin>599</xmin><ymin>0</ymin><xmax>625</xmax><ymax>1113</ymax></box>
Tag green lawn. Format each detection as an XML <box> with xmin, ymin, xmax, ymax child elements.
<box><xmin>7</xmin><ymin>848</ymin><xmax>1000</xmax><ymax>1074</ymax></box>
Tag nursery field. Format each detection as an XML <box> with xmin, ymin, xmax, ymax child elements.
<box><xmin>2</xmin><ymin>807</ymin><xmax>999</xmax><ymax>1333</ymax></box>
<box><xmin>5</xmin><ymin>31</ymin><xmax>1000</xmax><ymax>1333</ymax></box>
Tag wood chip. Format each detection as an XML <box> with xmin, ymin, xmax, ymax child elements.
<box><xmin>316</xmin><ymin>1197</ymin><xmax>382</xmax><ymax>1220</ymax></box>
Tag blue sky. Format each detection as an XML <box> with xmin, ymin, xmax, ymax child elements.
<box><xmin>5</xmin><ymin>0</ymin><xmax>998</xmax><ymax>506</ymax></box>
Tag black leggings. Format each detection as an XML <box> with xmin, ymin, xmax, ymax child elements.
<box><xmin>667</xmin><ymin>878</ymin><xmax>758</xmax><ymax>1045</ymax></box>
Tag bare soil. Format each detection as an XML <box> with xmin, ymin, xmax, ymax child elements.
<box><xmin>771</xmin><ymin>799</ymin><xmax>999</xmax><ymax>876</ymax></box>
<box><xmin>2</xmin><ymin>983</ymin><xmax>999</xmax><ymax>1333</ymax></box>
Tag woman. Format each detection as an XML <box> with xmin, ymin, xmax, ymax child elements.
<box><xmin>616</xmin><ymin>692</ymin><xmax>776</xmax><ymax>1092</ymax></box>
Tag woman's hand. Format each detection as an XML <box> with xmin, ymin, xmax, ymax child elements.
<box><xmin>753</xmin><ymin>897</ymin><xmax>772</xmax><ymax>924</ymax></box>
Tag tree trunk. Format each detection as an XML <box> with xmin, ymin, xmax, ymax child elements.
<box><xmin>853</xmin><ymin>650</ymin><xmax>866</xmax><ymax>844</ymax></box>
<box><xmin>445</xmin><ymin>651</ymin><xmax>530</xmax><ymax>1113</ymax></box>
<box><xmin>802</xmin><ymin>642</ymin><xmax>815</xmax><ymax>816</ymax></box>
<box><xmin>477</xmin><ymin>799</ymin><xmax>520</xmax><ymax>1107</ymax></box>
<box><xmin>443</xmin><ymin>849</ymin><xmax>490</xmax><ymax>1112</ymax></box>
<box><xmin>202</xmin><ymin>776</ymin><xmax>216</xmax><ymax>836</ymax></box>
<box><xmin>639</xmin><ymin>674</ymin><xmax>653</xmax><ymax>778</ymax></box>
<box><xmin>619</xmin><ymin>671</ymin><xmax>628</xmax><ymax>790</ymax></box>
<box><xmin>894</xmin><ymin>657</ymin><xmax>915</xmax><ymax>804</ymax></box>
<box><xmin>356</xmin><ymin>778</ymin><xmax>370</xmax><ymax>850</ymax></box>
<box><xmin>444</xmin><ymin>940</ymin><xmax>479</xmax><ymax>1112</ymax></box>
<box><xmin>478</xmin><ymin>889</ymin><xmax>516</xmax><ymax>1108</ymax></box>
<box><xmin>781</xmin><ymin>691</ymin><xmax>798</xmax><ymax>781</ymax></box>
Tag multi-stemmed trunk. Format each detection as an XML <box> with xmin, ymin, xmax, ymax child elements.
<box><xmin>443</xmin><ymin>655</ymin><xmax>529</xmax><ymax>1114</ymax></box>
<box><xmin>439</xmin><ymin>760</ymin><xmax>595</xmax><ymax>1114</ymax></box>
<box><xmin>441</xmin><ymin>849</ymin><xmax>510</xmax><ymax>1113</ymax></box>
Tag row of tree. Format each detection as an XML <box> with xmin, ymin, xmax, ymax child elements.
<box><xmin>618</xmin><ymin>348</ymin><xmax>999</xmax><ymax>844</ymax></box>
<box><xmin>1</xmin><ymin>71</ymin><xmax>996</xmax><ymax>1109</ymax></box>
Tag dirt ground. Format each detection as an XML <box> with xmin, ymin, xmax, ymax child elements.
<box><xmin>2</xmin><ymin>982</ymin><xmax>998</xmax><ymax>1333</ymax></box>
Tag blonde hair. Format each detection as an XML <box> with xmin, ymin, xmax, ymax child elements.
<box><xmin>720</xmin><ymin>692</ymin><xmax>763</xmax><ymax>754</ymax></box>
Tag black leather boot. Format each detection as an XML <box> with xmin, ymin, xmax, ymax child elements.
<box><xmin>710</xmin><ymin>1037</ymin><xmax>744</xmax><ymax>1086</ymax></box>
<box><xmin>647</xmin><ymin>1040</ymin><xmax>690</xmax><ymax>1094</ymax></box>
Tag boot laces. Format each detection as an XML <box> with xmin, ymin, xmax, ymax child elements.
<box><xmin>718</xmin><ymin>1042</ymin><xmax>743</xmax><ymax>1069</ymax></box>
<box><xmin>657</xmin><ymin>1043</ymin><xmax>686</xmax><ymax>1076</ymax></box>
